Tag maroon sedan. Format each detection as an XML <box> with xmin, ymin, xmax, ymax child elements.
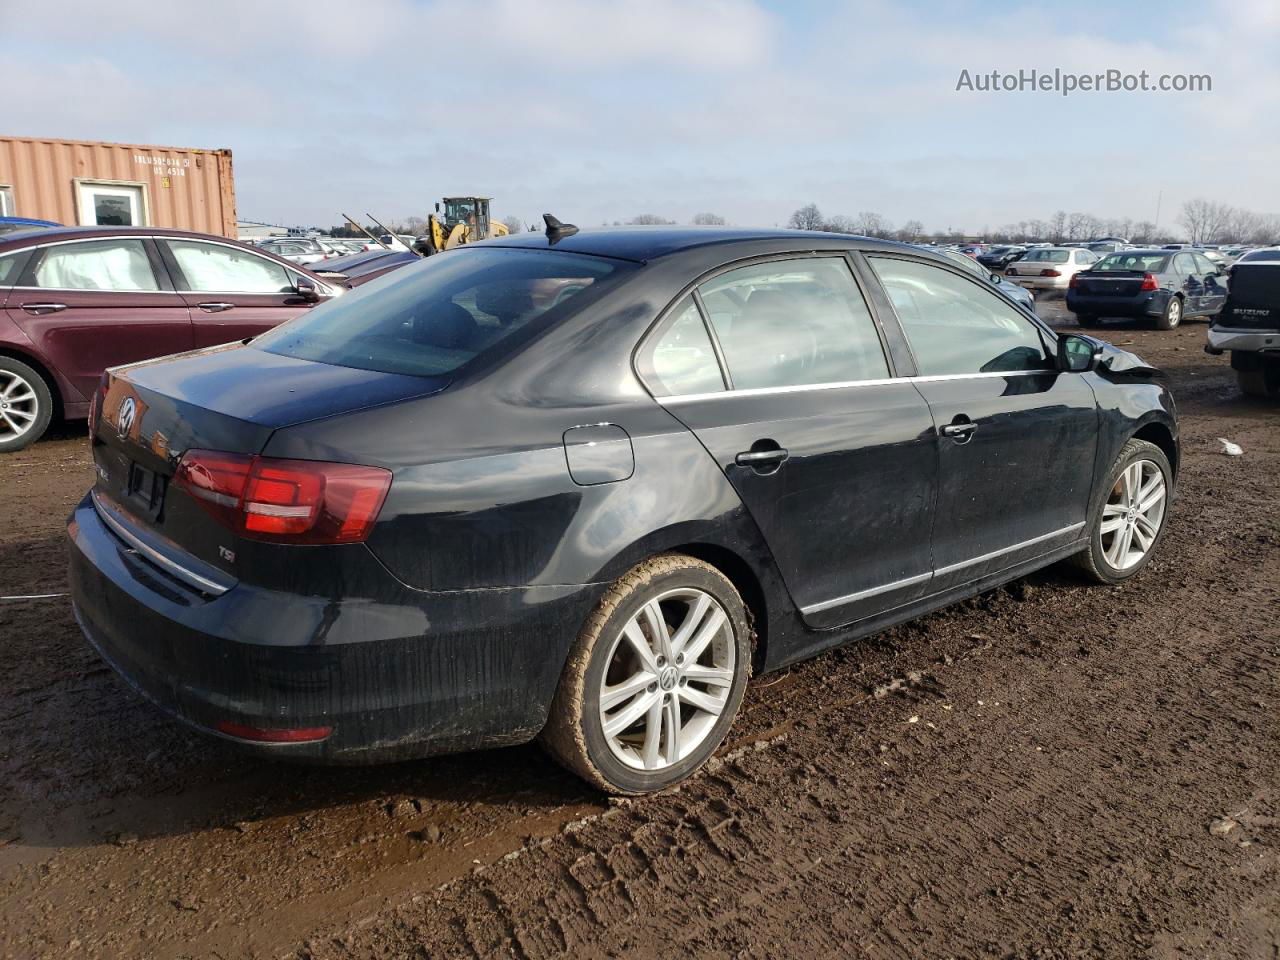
<box><xmin>0</xmin><ymin>226</ymin><xmax>343</xmax><ymax>451</ymax></box>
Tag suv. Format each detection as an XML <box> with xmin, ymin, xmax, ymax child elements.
<box><xmin>0</xmin><ymin>226</ymin><xmax>342</xmax><ymax>451</ymax></box>
<box><xmin>1206</xmin><ymin>248</ymin><xmax>1280</xmax><ymax>397</ymax></box>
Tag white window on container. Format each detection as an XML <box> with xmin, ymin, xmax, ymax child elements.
<box><xmin>0</xmin><ymin>187</ymin><xmax>14</xmax><ymax>217</ymax></box>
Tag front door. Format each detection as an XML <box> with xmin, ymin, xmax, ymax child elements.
<box><xmin>642</xmin><ymin>255</ymin><xmax>938</xmax><ymax>631</ymax></box>
<box><xmin>865</xmin><ymin>255</ymin><xmax>1099</xmax><ymax>590</ymax></box>
<box><xmin>1194</xmin><ymin>253</ymin><xmax>1228</xmax><ymax>315</ymax></box>
<box><xmin>157</xmin><ymin>237</ymin><xmax>319</xmax><ymax>346</ymax></box>
<box><xmin>8</xmin><ymin>237</ymin><xmax>191</xmax><ymax>400</ymax></box>
<box><xmin>77</xmin><ymin>182</ymin><xmax>145</xmax><ymax>227</ymax></box>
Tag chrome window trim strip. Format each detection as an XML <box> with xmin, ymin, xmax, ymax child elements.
<box><xmin>656</xmin><ymin>369</ymin><xmax>1056</xmax><ymax>405</ymax></box>
<box><xmin>800</xmin><ymin>571</ymin><xmax>933</xmax><ymax>615</ymax></box>
<box><xmin>92</xmin><ymin>491</ymin><xmax>231</xmax><ymax>596</ymax></box>
<box><xmin>932</xmin><ymin>522</ymin><xmax>1085</xmax><ymax>578</ymax></box>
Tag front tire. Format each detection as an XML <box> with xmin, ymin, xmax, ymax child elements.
<box><xmin>1070</xmin><ymin>438</ymin><xmax>1172</xmax><ymax>584</ymax></box>
<box><xmin>541</xmin><ymin>554</ymin><xmax>752</xmax><ymax>795</ymax></box>
<box><xmin>0</xmin><ymin>357</ymin><xmax>53</xmax><ymax>453</ymax></box>
<box><xmin>1154</xmin><ymin>296</ymin><xmax>1183</xmax><ymax>330</ymax></box>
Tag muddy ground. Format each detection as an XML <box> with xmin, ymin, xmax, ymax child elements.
<box><xmin>0</xmin><ymin>301</ymin><xmax>1276</xmax><ymax>959</ymax></box>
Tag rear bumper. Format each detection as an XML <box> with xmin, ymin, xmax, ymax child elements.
<box><xmin>1207</xmin><ymin>326</ymin><xmax>1280</xmax><ymax>354</ymax></box>
<box><xmin>68</xmin><ymin>494</ymin><xmax>602</xmax><ymax>763</ymax></box>
<box><xmin>1008</xmin><ymin>274</ymin><xmax>1069</xmax><ymax>291</ymax></box>
<box><xmin>1065</xmin><ymin>290</ymin><xmax>1164</xmax><ymax>317</ymax></box>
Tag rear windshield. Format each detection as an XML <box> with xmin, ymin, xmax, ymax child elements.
<box><xmin>1239</xmin><ymin>249</ymin><xmax>1280</xmax><ymax>263</ymax></box>
<box><xmin>1021</xmin><ymin>249</ymin><xmax>1069</xmax><ymax>263</ymax></box>
<box><xmin>254</xmin><ymin>247</ymin><xmax>627</xmax><ymax>377</ymax></box>
<box><xmin>1093</xmin><ymin>253</ymin><xmax>1170</xmax><ymax>272</ymax></box>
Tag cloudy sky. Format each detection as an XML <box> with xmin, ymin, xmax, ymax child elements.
<box><xmin>6</xmin><ymin>0</ymin><xmax>1278</xmax><ymax>233</ymax></box>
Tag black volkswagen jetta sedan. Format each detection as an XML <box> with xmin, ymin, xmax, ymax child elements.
<box><xmin>69</xmin><ymin>226</ymin><xmax>1179</xmax><ymax>794</ymax></box>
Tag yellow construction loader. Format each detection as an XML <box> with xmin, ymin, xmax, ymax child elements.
<box><xmin>417</xmin><ymin>197</ymin><xmax>510</xmax><ymax>255</ymax></box>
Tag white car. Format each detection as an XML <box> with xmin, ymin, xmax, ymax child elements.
<box><xmin>258</xmin><ymin>237</ymin><xmax>327</xmax><ymax>265</ymax></box>
<box><xmin>1005</xmin><ymin>247</ymin><xmax>1098</xmax><ymax>292</ymax></box>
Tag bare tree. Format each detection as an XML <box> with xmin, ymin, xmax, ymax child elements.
<box><xmin>852</xmin><ymin>211</ymin><xmax>893</xmax><ymax>238</ymax></box>
<box><xmin>628</xmin><ymin>214</ymin><xmax>676</xmax><ymax>225</ymax></box>
<box><xmin>897</xmin><ymin>219</ymin><xmax>925</xmax><ymax>242</ymax></box>
<box><xmin>825</xmin><ymin>215</ymin><xmax>857</xmax><ymax>233</ymax></box>
<box><xmin>1048</xmin><ymin>211</ymin><xmax>1068</xmax><ymax>243</ymax></box>
<box><xmin>1130</xmin><ymin>221</ymin><xmax>1158</xmax><ymax>244</ymax></box>
<box><xmin>788</xmin><ymin>203</ymin><xmax>825</xmax><ymax>231</ymax></box>
<box><xmin>500</xmin><ymin>216</ymin><xmax>525</xmax><ymax>234</ymax></box>
<box><xmin>691</xmin><ymin>212</ymin><xmax>726</xmax><ymax>225</ymax></box>
<box><xmin>1179</xmin><ymin>198</ymin><xmax>1233</xmax><ymax>244</ymax></box>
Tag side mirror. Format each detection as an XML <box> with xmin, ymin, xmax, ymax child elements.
<box><xmin>1057</xmin><ymin>333</ymin><xmax>1102</xmax><ymax>373</ymax></box>
<box><xmin>294</xmin><ymin>276</ymin><xmax>322</xmax><ymax>303</ymax></box>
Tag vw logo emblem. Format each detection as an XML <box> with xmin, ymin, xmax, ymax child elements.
<box><xmin>117</xmin><ymin>397</ymin><xmax>137</xmax><ymax>437</ymax></box>
<box><xmin>659</xmin><ymin>666</ymin><xmax>678</xmax><ymax>691</ymax></box>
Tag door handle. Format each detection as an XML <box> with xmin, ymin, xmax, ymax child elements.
<box><xmin>940</xmin><ymin>422</ymin><xmax>977</xmax><ymax>439</ymax></box>
<box><xmin>735</xmin><ymin>448</ymin><xmax>789</xmax><ymax>467</ymax></box>
<box><xmin>20</xmin><ymin>302</ymin><xmax>67</xmax><ymax>314</ymax></box>
<box><xmin>196</xmin><ymin>302</ymin><xmax>236</xmax><ymax>313</ymax></box>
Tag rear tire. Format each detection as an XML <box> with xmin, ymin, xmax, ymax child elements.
<box><xmin>1074</xmin><ymin>313</ymin><xmax>1099</xmax><ymax>328</ymax></box>
<box><xmin>1237</xmin><ymin>361</ymin><xmax>1280</xmax><ymax>398</ymax></box>
<box><xmin>541</xmin><ymin>554</ymin><xmax>752</xmax><ymax>795</ymax></box>
<box><xmin>1154</xmin><ymin>296</ymin><xmax>1182</xmax><ymax>330</ymax></box>
<box><xmin>0</xmin><ymin>357</ymin><xmax>53</xmax><ymax>453</ymax></box>
<box><xmin>1069</xmin><ymin>438</ymin><xmax>1172</xmax><ymax>584</ymax></box>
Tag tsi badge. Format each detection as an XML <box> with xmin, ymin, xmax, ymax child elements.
<box><xmin>116</xmin><ymin>397</ymin><xmax>137</xmax><ymax>437</ymax></box>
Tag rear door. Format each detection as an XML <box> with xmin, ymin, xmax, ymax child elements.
<box><xmin>6</xmin><ymin>237</ymin><xmax>191</xmax><ymax>400</ymax></box>
<box><xmin>1173</xmin><ymin>253</ymin><xmax>1203</xmax><ymax>313</ymax></box>
<box><xmin>865</xmin><ymin>255</ymin><xmax>1098</xmax><ymax>591</ymax></box>
<box><xmin>158</xmin><ymin>237</ymin><xmax>320</xmax><ymax>346</ymax></box>
<box><xmin>641</xmin><ymin>254</ymin><xmax>938</xmax><ymax>630</ymax></box>
<box><xmin>1194</xmin><ymin>253</ymin><xmax>1228</xmax><ymax>315</ymax></box>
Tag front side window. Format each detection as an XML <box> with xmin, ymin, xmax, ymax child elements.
<box><xmin>638</xmin><ymin>295</ymin><xmax>724</xmax><ymax>396</ymax></box>
<box><xmin>697</xmin><ymin>257</ymin><xmax>889</xmax><ymax>389</ymax></box>
<box><xmin>255</xmin><ymin>247</ymin><xmax>627</xmax><ymax>377</ymax></box>
<box><xmin>868</xmin><ymin>257</ymin><xmax>1050</xmax><ymax>376</ymax></box>
<box><xmin>33</xmin><ymin>239</ymin><xmax>158</xmax><ymax>291</ymax></box>
<box><xmin>1194</xmin><ymin>254</ymin><xmax>1218</xmax><ymax>275</ymax></box>
<box><xmin>168</xmin><ymin>240</ymin><xmax>293</xmax><ymax>293</ymax></box>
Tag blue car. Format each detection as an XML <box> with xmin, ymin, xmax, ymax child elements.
<box><xmin>1068</xmin><ymin>249</ymin><xmax>1227</xmax><ymax>331</ymax></box>
<box><xmin>0</xmin><ymin>216</ymin><xmax>60</xmax><ymax>236</ymax></box>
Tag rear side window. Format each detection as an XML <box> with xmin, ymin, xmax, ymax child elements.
<box><xmin>0</xmin><ymin>250</ymin><xmax>30</xmax><ymax>285</ymax></box>
<box><xmin>697</xmin><ymin>257</ymin><xmax>889</xmax><ymax>389</ymax></box>
<box><xmin>868</xmin><ymin>257</ymin><xmax>1050</xmax><ymax>376</ymax></box>
<box><xmin>255</xmin><ymin>248</ymin><xmax>627</xmax><ymax>377</ymax></box>
<box><xmin>639</xmin><ymin>295</ymin><xmax>725</xmax><ymax>396</ymax></box>
<box><xmin>168</xmin><ymin>239</ymin><xmax>293</xmax><ymax>293</ymax></box>
<box><xmin>33</xmin><ymin>239</ymin><xmax>159</xmax><ymax>291</ymax></box>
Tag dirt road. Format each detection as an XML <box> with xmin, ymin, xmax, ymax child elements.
<box><xmin>1</xmin><ymin>307</ymin><xmax>1276</xmax><ymax>959</ymax></box>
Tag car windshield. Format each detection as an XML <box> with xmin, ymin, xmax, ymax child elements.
<box><xmin>254</xmin><ymin>247</ymin><xmax>628</xmax><ymax>377</ymax></box>
<box><xmin>1021</xmin><ymin>249</ymin><xmax>1070</xmax><ymax>263</ymax></box>
<box><xmin>1093</xmin><ymin>253</ymin><xmax>1170</xmax><ymax>272</ymax></box>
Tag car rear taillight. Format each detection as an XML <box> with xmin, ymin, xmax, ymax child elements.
<box><xmin>1068</xmin><ymin>273</ymin><xmax>1082</xmax><ymax>290</ymax></box>
<box><xmin>1040</xmin><ymin>269</ymin><xmax>1061</xmax><ymax>277</ymax></box>
<box><xmin>1139</xmin><ymin>273</ymin><xmax>1159</xmax><ymax>291</ymax></box>
<box><xmin>175</xmin><ymin>450</ymin><xmax>391</xmax><ymax>544</ymax></box>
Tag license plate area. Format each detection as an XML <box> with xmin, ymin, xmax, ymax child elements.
<box><xmin>125</xmin><ymin>461</ymin><xmax>167</xmax><ymax>520</ymax></box>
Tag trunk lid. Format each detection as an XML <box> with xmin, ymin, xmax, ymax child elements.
<box><xmin>1073</xmin><ymin>270</ymin><xmax>1147</xmax><ymax>296</ymax></box>
<box><xmin>1217</xmin><ymin>265</ymin><xmax>1280</xmax><ymax>329</ymax></box>
<box><xmin>91</xmin><ymin>342</ymin><xmax>445</xmax><ymax>573</ymax></box>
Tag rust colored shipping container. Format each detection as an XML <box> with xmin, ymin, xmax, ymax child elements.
<box><xmin>0</xmin><ymin>136</ymin><xmax>236</xmax><ymax>237</ymax></box>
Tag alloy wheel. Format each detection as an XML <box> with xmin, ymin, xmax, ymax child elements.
<box><xmin>1166</xmin><ymin>298</ymin><xmax>1182</xmax><ymax>327</ymax></box>
<box><xmin>1100</xmin><ymin>459</ymin><xmax>1167</xmax><ymax>570</ymax></box>
<box><xmin>598</xmin><ymin>588</ymin><xmax>736</xmax><ymax>771</ymax></box>
<box><xmin>0</xmin><ymin>370</ymin><xmax>39</xmax><ymax>443</ymax></box>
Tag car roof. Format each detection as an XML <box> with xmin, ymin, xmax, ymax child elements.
<box><xmin>0</xmin><ymin>224</ymin><xmax>258</xmax><ymax>249</ymax></box>
<box><xmin>482</xmin><ymin>226</ymin><xmax>913</xmax><ymax>263</ymax></box>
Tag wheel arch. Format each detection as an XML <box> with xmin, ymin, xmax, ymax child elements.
<box><xmin>1131</xmin><ymin>419</ymin><xmax>1179</xmax><ymax>477</ymax></box>
<box><xmin>0</xmin><ymin>346</ymin><xmax>63</xmax><ymax>420</ymax></box>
